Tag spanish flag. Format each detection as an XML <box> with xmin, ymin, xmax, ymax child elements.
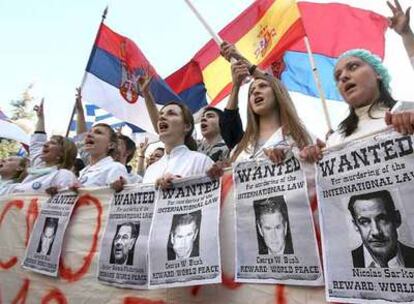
<box><xmin>193</xmin><ymin>0</ymin><xmax>306</xmax><ymax>106</ymax></box>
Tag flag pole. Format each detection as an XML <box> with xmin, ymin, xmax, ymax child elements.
<box><xmin>65</xmin><ymin>6</ymin><xmax>109</xmax><ymax>137</ymax></box>
<box><xmin>183</xmin><ymin>0</ymin><xmax>223</xmax><ymax>46</ymax></box>
<box><xmin>303</xmin><ymin>36</ymin><xmax>333</xmax><ymax>132</ymax></box>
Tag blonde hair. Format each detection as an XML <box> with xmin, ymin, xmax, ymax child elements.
<box><xmin>231</xmin><ymin>75</ymin><xmax>311</xmax><ymax>161</ymax></box>
<box><xmin>50</xmin><ymin>135</ymin><xmax>77</xmax><ymax>170</ymax></box>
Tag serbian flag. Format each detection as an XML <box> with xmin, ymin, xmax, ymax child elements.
<box><xmin>0</xmin><ymin>110</ymin><xmax>30</xmax><ymax>145</ymax></box>
<box><xmin>81</xmin><ymin>23</ymin><xmax>207</xmax><ymax>134</ymax></box>
<box><xmin>191</xmin><ymin>0</ymin><xmax>306</xmax><ymax>106</ymax></box>
<box><xmin>280</xmin><ymin>1</ymin><xmax>389</xmax><ymax>100</ymax></box>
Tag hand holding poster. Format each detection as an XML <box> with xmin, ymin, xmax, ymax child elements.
<box><xmin>22</xmin><ymin>191</ymin><xmax>78</xmax><ymax>277</ymax></box>
<box><xmin>317</xmin><ymin>130</ymin><xmax>414</xmax><ymax>303</ymax></box>
<box><xmin>148</xmin><ymin>176</ymin><xmax>221</xmax><ymax>288</ymax></box>
<box><xmin>233</xmin><ymin>157</ymin><xmax>323</xmax><ymax>286</ymax></box>
<box><xmin>97</xmin><ymin>184</ymin><xmax>156</xmax><ymax>288</ymax></box>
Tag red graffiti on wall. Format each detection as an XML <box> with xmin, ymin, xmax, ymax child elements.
<box><xmin>24</xmin><ymin>198</ymin><xmax>39</xmax><ymax>246</ymax></box>
<box><xmin>59</xmin><ymin>194</ymin><xmax>103</xmax><ymax>282</ymax></box>
<box><xmin>41</xmin><ymin>288</ymin><xmax>68</xmax><ymax>304</ymax></box>
<box><xmin>123</xmin><ymin>297</ymin><xmax>166</xmax><ymax>304</ymax></box>
<box><xmin>0</xmin><ymin>200</ymin><xmax>23</xmax><ymax>269</ymax></box>
<box><xmin>11</xmin><ymin>278</ymin><xmax>29</xmax><ymax>304</ymax></box>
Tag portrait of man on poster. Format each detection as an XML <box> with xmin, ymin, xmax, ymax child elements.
<box><xmin>348</xmin><ymin>190</ymin><xmax>414</xmax><ymax>268</ymax></box>
<box><xmin>110</xmin><ymin>221</ymin><xmax>140</xmax><ymax>265</ymax></box>
<box><xmin>254</xmin><ymin>196</ymin><xmax>294</xmax><ymax>255</ymax></box>
<box><xmin>37</xmin><ymin>217</ymin><xmax>59</xmax><ymax>256</ymax></box>
<box><xmin>168</xmin><ymin>211</ymin><xmax>201</xmax><ymax>260</ymax></box>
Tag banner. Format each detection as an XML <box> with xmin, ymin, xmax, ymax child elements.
<box><xmin>148</xmin><ymin>176</ymin><xmax>221</xmax><ymax>288</ymax></box>
<box><xmin>0</xmin><ymin>184</ymin><xmax>327</xmax><ymax>303</ymax></box>
<box><xmin>317</xmin><ymin>130</ymin><xmax>414</xmax><ymax>303</ymax></box>
<box><xmin>98</xmin><ymin>184</ymin><xmax>156</xmax><ymax>288</ymax></box>
<box><xmin>21</xmin><ymin>192</ymin><xmax>78</xmax><ymax>277</ymax></box>
<box><xmin>234</xmin><ymin>157</ymin><xmax>323</xmax><ymax>286</ymax></box>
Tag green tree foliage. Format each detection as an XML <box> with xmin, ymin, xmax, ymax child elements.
<box><xmin>10</xmin><ymin>84</ymin><xmax>35</xmax><ymax>120</ymax></box>
<box><xmin>0</xmin><ymin>139</ymin><xmax>19</xmax><ymax>159</ymax></box>
<box><xmin>0</xmin><ymin>84</ymin><xmax>35</xmax><ymax>159</ymax></box>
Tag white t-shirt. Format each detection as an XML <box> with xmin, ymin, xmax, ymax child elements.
<box><xmin>0</xmin><ymin>179</ymin><xmax>17</xmax><ymax>196</ymax></box>
<box><xmin>13</xmin><ymin>168</ymin><xmax>77</xmax><ymax>194</ymax></box>
<box><xmin>128</xmin><ymin>172</ymin><xmax>143</xmax><ymax>184</ymax></box>
<box><xmin>79</xmin><ymin>156</ymin><xmax>128</xmax><ymax>187</ymax></box>
<box><xmin>410</xmin><ymin>56</ymin><xmax>414</xmax><ymax>70</ymax></box>
<box><xmin>143</xmin><ymin>145</ymin><xmax>213</xmax><ymax>184</ymax></box>
<box><xmin>234</xmin><ymin>127</ymin><xmax>290</xmax><ymax>162</ymax></box>
<box><xmin>327</xmin><ymin>101</ymin><xmax>414</xmax><ymax>147</ymax></box>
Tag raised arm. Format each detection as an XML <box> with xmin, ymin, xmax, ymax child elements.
<box><xmin>34</xmin><ymin>98</ymin><xmax>45</xmax><ymax>133</ymax></box>
<box><xmin>75</xmin><ymin>87</ymin><xmax>87</xmax><ymax>135</ymax></box>
<box><xmin>137</xmin><ymin>74</ymin><xmax>159</xmax><ymax>133</ymax></box>
<box><xmin>388</xmin><ymin>0</ymin><xmax>414</xmax><ymax>59</ymax></box>
<box><xmin>136</xmin><ymin>137</ymin><xmax>149</xmax><ymax>177</ymax></box>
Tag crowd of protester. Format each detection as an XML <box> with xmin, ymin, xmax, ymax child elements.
<box><xmin>1</xmin><ymin>0</ymin><xmax>414</xmax><ymax>196</ymax></box>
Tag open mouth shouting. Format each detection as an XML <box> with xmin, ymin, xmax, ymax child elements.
<box><xmin>84</xmin><ymin>137</ymin><xmax>95</xmax><ymax>149</ymax></box>
<box><xmin>254</xmin><ymin>96</ymin><xmax>265</xmax><ymax>105</ymax></box>
<box><xmin>344</xmin><ymin>82</ymin><xmax>357</xmax><ymax>95</ymax></box>
<box><xmin>158</xmin><ymin>121</ymin><xmax>169</xmax><ymax>133</ymax></box>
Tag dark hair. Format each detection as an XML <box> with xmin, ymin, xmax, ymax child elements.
<box><xmin>231</xmin><ymin>75</ymin><xmax>311</xmax><ymax>161</ymax></box>
<box><xmin>118</xmin><ymin>134</ymin><xmax>136</xmax><ymax>163</ymax></box>
<box><xmin>72</xmin><ymin>158</ymin><xmax>85</xmax><ymax>177</ymax></box>
<box><xmin>203</xmin><ymin>107</ymin><xmax>223</xmax><ymax>120</ymax></box>
<box><xmin>117</xmin><ymin>221</ymin><xmax>140</xmax><ymax>239</ymax></box>
<box><xmin>93</xmin><ymin>123</ymin><xmax>118</xmax><ymax>158</ymax></box>
<box><xmin>172</xmin><ymin>213</ymin><xmax>198</xmax><ymax>235</ymax></box>
<box><xmin>253</xmin><ymin>195</ymin><xmax>294</xmax><ymax>255</ymax></box>
<box><xmin>109</xmin><ymin>221</ymin><xmax>140</xmax><ymax>265</ymax></box>
<box><xmin>348</xmin><ymin>190</ymin><xmax>399</xmax><ymax>223</ymax></box>
<box><xmin>154</xmin><ymin>147</ymin><xmax>165</xmax><ymax>153</ymax></box>
<box><xmin>50</xmin><ymin>135</ymin><xmax>78</xmax><ymax>170</ymax></box>
<box><xmin>44</xmin><ymin>217</ymin><xmax>59</xmax><ymax>233</ymax></box>
<box><xmin>160</xmin><ymin>102</ymin><xmax>197</xmax><ymax>151</ymax></box>
<box><xmin>338</xmin><ymin>80</ymin><xmax>397</xmax><ymax>137</ymax></box>
<box><xmin>255</xmin><ymin>196</ymin><xmax>289</xmax><ymax>224</ymax></box>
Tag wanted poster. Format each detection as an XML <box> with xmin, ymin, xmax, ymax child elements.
<box><xmin>22</xmin><ymin>192</ymin><xmax>78</xmax><ymax>276</ymax></box>
<box><xmin>148</xmin><ymin>176</ymin><xmax>221</xmax><ymax>288</ymax></box>
<box><xmin>97</xmin><ymin>184</ymin><xmax>156</xmax><ymax>288</ymax></box>
<box><xmin>317</xmin><ymin>130</ymin><xmax>414</xmax><ymax>303</ymax></box>
<box><xmin>234</xmin><ymin>156</ymin><xmax>323</xmax><ymax>286</ymax></box>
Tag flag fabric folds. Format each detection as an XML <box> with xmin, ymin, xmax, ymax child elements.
<box><xmin>0</xmin><ymin>110</ymin><xmax>30</xmax><ymax>145</ymax></box>
<box><xmin>68</xmin><ymin>104</ymin><xmax>143</xmax><ymax>138</ymax></box>
<box><xmin>280</xmin><ymin>1</ymin><xmax>389</xmax><ymax>100</ymax></box>
<box><xmin>82</xmin><ymin>23</ymin><xmax>207</xmax><ymax>134</ymax></box>
<box><xmin>172</xmin><ymin>0</ymin><xmax>388</xmax><ymax>105</ymax></box>
<box><xmin>190</xmin><ymin>0</ymin><xmax>306</xmax><ymax>106</ymax></box>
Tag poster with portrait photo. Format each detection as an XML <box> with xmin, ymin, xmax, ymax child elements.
<box><xmin>234</xmin><ymin>157</ymin><xmax>323</xmax><ymax>286</ymax></box>
<box><xmin>22</xmin><ymin>192</ymin><xmax>78</xmax><ymax>277</ymax></box>
<box><xmin>317</xmin><ymin>130</ymin><xmax>414</xmax><ymax>303</ymax></box>
<box><xmin>97</xmin><ymin>184</ymin><xmax>156</xmax><ymax>288</ymax></box>
<box><xmin>148</xmin><ymin>176</ymin><xmax>221</xmax><ymax>288</ymax></box>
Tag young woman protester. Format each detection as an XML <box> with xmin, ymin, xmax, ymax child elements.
<box><xmin>138</xmin><ymin>74</ymin><xmax>229</xmax><ymax>161</ymax></box>
<box><xmin>73</xmin><ymin>88</ymin><xmax>137</xmax><ymax>187</ymax></box>
<box><xmin>220</xmin><ymin>42</ymin><xmax>312</xmax><ymax>162</ymax></box>
<box><xmin>78</xmin><ymin>123</ymin><xmax>129</xmax><ymax>188</ymax></box>
<box><xmin>300</xmin><ymin>48</ymin><xmax>414</xmax><ymax>161</ymax></box>
<box><xmin>12</xmin><ymin>102</ymin><xmax>78</xmax><ymax>194</ymax></box>
<box><xmin>142</xmin><ymin>101</ymin><xmax>214</xmax><ymax>187</ymax></box>
<box><xmin>0</xmin><ymin>156</ymin><xmax>28</xmax><ymax>196</ymax></box>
